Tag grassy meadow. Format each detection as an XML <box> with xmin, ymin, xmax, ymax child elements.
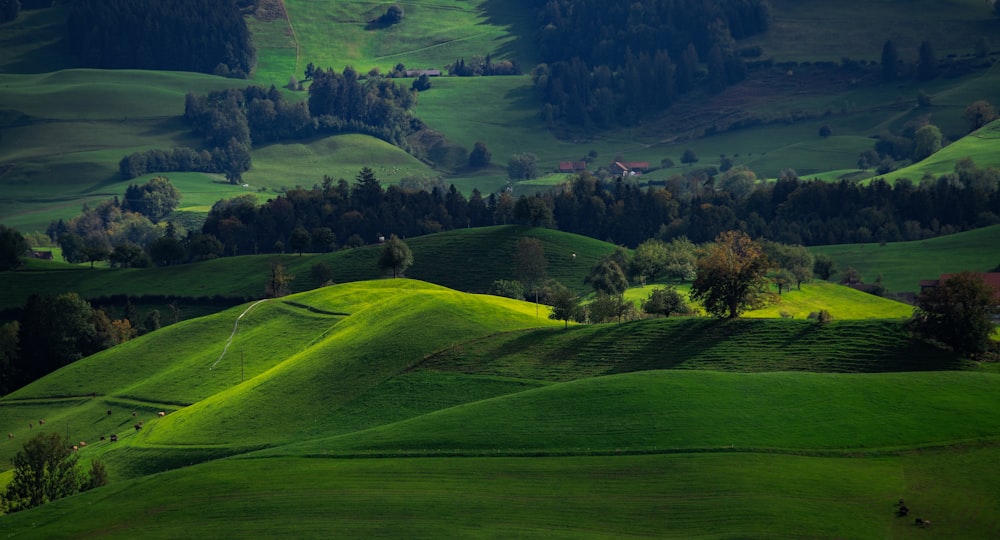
<box><xmin>810</xmin><ymin>224</ymin><xmax>1000</xmax><ymax>293</ymax></box>
<box><xmin>3</xmin><ymin>2</ymin><xmax>1000</xmax><ymax>536</ymax></box>
<box><xmin>2</xmin><ymin>1</ymin><xmax>1000</xmax><ymax>233</ymax></box>
<box><xmin>1</xmin><ymin>278</ymin><xmax>998</xmax><ymax>538</ymax></box>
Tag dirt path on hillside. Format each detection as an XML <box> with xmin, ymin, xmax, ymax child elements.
<box><xmin>211</xmin><ymin>299</ymin><xmax>269</xmax><ymax>370</ymax></box>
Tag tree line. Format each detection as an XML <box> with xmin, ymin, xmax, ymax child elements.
<box><xmin>66</xmin><ymin>0</ymin><xmax>255</xmax><ymax>77</ymax></box>
<box><xmin>530</xmin><ymin>0</ymin><xmax>772</xmax><ymax>127</ymax></box>
<box><xmin>121</xmin><ymin>68</ymin><xmax>418</xmax><ymax>182</ymax></box>
<box><xmin>39</xmin><ymin>156</ymin><xmax>1000</xmax><ymax>275</ymax></box>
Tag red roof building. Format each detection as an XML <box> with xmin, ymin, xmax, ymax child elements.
<box><xmin>558</xmin><ymin>161</ymin><xmax>587</xmax><ymax>172</ymax></box>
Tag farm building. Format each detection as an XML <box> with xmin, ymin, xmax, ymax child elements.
<box><xmin>610</xmin><ymin>161</ymin><xmax>650</xmax><ymax>176</ymax></box>
<box><xmin>558</xmin><ymin>161</ymin><xmax>587</xmax><ymax>173</ymax></box>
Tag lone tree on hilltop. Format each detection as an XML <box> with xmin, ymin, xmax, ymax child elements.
<box><xmin>515</xmin><ymin>237</ymin><xmax>547</xmax><ymax>294</ymax></box>
<box><xmin>265</xmin><ymin>260</ymin><xmax>294</xmax><ymax>297</ymax></box>
<box><xmin>1</xmin><ymin>432</ymin><xmax>107</xmax><ymax>513</ymax></box>
<box><xmin>379</xmin><ymin>234</ymin><xmax>413</xmax><ymax>278</ymax></box>
<box><xmin>690</xmin><ymin>230</ymin><xmax>773</xmax><ymax>318</ymax></box>
<box><xmin>909</xmin><ymin>271</ymin><xmax>997</xmax><ymax>358</ymax></box>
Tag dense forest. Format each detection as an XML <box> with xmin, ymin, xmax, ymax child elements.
<box><xmin>530</xmin><ymin>0</ymin><xmax>772</xmax><ymax>127</ymax></box>
<box><xmin>66</xmin><ymin>0</ymin><xmax>256</xmax><ymax>77</ymax></box>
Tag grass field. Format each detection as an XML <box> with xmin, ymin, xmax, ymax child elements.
<box><xmin>810</xmin><ymin>224</ymin><xmax>1000</xmax><ymax>293</ymax></box>
<box><xmin>0</xmin><ymin>278</ymin><xmax>997</xmax><ymax>538</ymax></box>
<box><xmin>3</xmin><ymin>3</ymin><xmax>1000</xmax><ymax>536</ymax></box>
<box><xmin>3</xmin><ymin>2</ymin><xmax>1000</xmax><ymax>233</ymax></box>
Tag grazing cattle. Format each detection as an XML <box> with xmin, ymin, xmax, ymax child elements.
<box><xmin>158</xmin><ymin>411</ymin><xmax>166</xmax><ymax>417</ymax></box>
<box><xmin>107</xmin><ymin>410</ymin><xmax>112</xmax><ymax>416</ymax></box>
<box><xmin>131</xmin><ymin>411</ymin><xmax>136</xmax><ymax>417</ymax></box>
<box><xmin>110</xmin><ymin>434</ymin><xmax>118</xmax><ymax>442</ymax></box>
<box><xmin>71</xmin><ymin>445</ymin><xmax>78</xmax><ymax>451</ymax></box>
<box><xmin>38</xmin><ymin>419</ymin><xmax>45</xmax><ymax>425</ymax></box>
<box><xmin>7</xmin><ymin>433</ymin><xmax>12</xmax><ymax>439</ymax></box>
<box><xmin>915</xmin><ymin>518</ymin><xmax>931</xmax><ymax>528</ymax></box>
<box><xmin>898</xmin><ymin>506</ymin><xmax>910</xmax><ymax>517</ymax></box>
<box><xmin>79</xmin><ymin>441</ymin><xmax>87</xmax><ymax>447</ymax></box>
<box><xmin>134</xmin><ymin>422</ymin><xmax>143</xmax><ymax>431</ymax></box>
<box><xmin>100</xmin><ymin>436</ymin><xmax>105</xmax><ymax>441</ymax></box>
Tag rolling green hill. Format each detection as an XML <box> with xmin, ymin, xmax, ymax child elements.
<box><xmin>810</xmin><ymin>223</ymin><xmax>1000</xmax><ymax>294</ymax></box>
<box><xmin>0</xmin><ymin>226</ymin><xmax>615</xmax><ymax>313</ymax></box>
<box><xmin>1</xmin><ymin>278</ymin><xmax>997</xmax><ymax>538</ymax></box>
<box><xmin>4</xmin><ymin>2</ymin><xmax>1000</xmax><ymax>537</ymax></box>
<box><xmin>4</xmin><ymin>1</ymin><xmax>1000</xmax><ymax>234</ymax></box>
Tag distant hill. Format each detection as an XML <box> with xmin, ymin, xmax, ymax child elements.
<box><xmin>3</xmin><ymin>1</ymin><xmax>1000</xmax><ymax>232</ymax></box>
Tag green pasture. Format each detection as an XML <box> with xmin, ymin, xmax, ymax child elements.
<box><xmin>744</xmin><ymin>0</ymin><xmax>1000</xmax><ymax>63</ymax></box>
<box><xmin>0</xmin><ymin>225</ymin><xmax>618</xmax><ymax>312</ymax></box>
<box><xmin>879</xmin><ymin>118</ymin><xmax>1000</xmax><ymax>183</ymax></box>
<box><xmin>289</xmin><ymin>370</ymin><xmax>1000</xmax><ymax>455</ymax></box>
<box><xmin>0</xmin><ymin>70</ymin><xmax>257</xmax><ymax>232</ymax></box>
<box><xmin>265</xmin><ymin>0</ymin><xmax>536</xmax><ymax>83</ymax></box>
<box><xmin>745</xmin><ymin>280</ymin><xmax>913</xmax><ymax>319</ymax></box>
<box><xmin>419</xmin><ymin>317</ymin><xmax>964</xmax><ymax>381</ymax></box>
<box><xmin>622</xmin><ymin>278</ymin><xmax>911</xmax><ymax>319</ymax></box>
<box><xmin>0</xmin><ymin>4</ymin><xmax>73</xmax><ymax>74</ymax></box>
<box><xmin>244</xmin><ymin>133</ymin><xmax>437</xmax><ymax>189</ymax></box>
<box><xmin>811</xmin><ymin>224</ymin><xmax>1000</xmax><ymax>294</ymax></box>
<box><xmin>1</xmin><ymin>278</ymin><xmax>997</xmax><ymax>537</ymax></box>
<box><xmin>1</xmin><ymin>281</ymin><xmax>558</xmax><ymax>452</ymax></box>
<box><xmin>7</xmin><ymin>449</ymin><xmax>1000</xmax><ymax>539</ymax></box>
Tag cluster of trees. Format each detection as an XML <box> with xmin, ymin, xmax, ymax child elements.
<box><xmin>66</xmin><ymin>0</ymin><xmax>255</xmax><ymax>77</ymax></box>
<box><xmin>44</xmin><ymin>178</ymin><xmax>182</xmax><ymax>268</ymax></box>
<box><xmin>530</xmin><ymin>0</ymin><xmax>771</xmax><ymax>127</ymax></box>
<box><xmin>857</xmin><ymin>100</ymin><xmax>996</xmax><ymax>175</ymax></box>
<box><xmin>447</xmin><ymin>55</ymin><xmax>522</xmax><ymax>77</ymax></box>
<box><xmin>545</xmin><ymin>162</ymin><xmax>1000</xmax><ymax>246</ymax></box>
<box><xmin>0</xmin><ymin>292</ymin><xmax>161</xmax><ymax>393</ymax></box>
<box><xmin>1</xmin><ymin>433</ymin><xmax>108</xmax><ymax>513</ymax></box>
<box><xmin>910</xmin><ymin>272</ymin><xmax>999</xmax><ymax>359</ymax></box>
<box><xmin>200</xmin><ymin>168</ymin><xmax>487</xmax><ymax>256</ymax></box>
<box><xmin>43</xmin><ymin>156</ymin><xmax>1000</xmax><ymax>274</ymax></box>
<box><xmin>0</xmin><ymin>224</ymin><xmax>28</xmax><ymax>271</ymax></box>
<box><xmin>122</xmin><ymin>68</ymin><xmax>417</xmax><ymax>181</ymax></box>
<box><xmin>492</xmin><ymin>229</ymin><xmax>810</xmax><ymax>326</ymax></box>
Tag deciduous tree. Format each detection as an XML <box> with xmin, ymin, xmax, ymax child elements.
<box><xmin>1</xmin><ymin>432</ymin><xmax>80</xmax><ymax>513</ymax></box>
<box><xmin>469</xmin><ymin>141</ymin><xmax>492</xmax><ymax>168</ymax></box>
<box><xmin>0</xmin><ymin>224</ymin><xmax>28</xmax><ymax>270</ymax></box>
<box><xmin>586</xmin><ymin>256</ymin><xmax>629</xmax><ymax>295</ymax></box>
<box><xmin>690</xmin><ymin>230</ymin><xmax>773</xmax><ymax>318</ymax></box>
<box><xmin>547</xmin><ymin>281</ymin><xmax>579</xmax><ymax>328</ymax></box>
<box><xmin>642</xmin><ymin>286</ymin><xmax>687</xmax><ymax>317</ymax></box>
<box><xmin>963</xmin><ymin>100</ymin><xmax>997</xmax><ymax>132</ymax></box>
<box><xmin>909</xmin><ymin>272</ymin><xmax>997</xmax><ymax>358</ymax></box>
<box><xmin>265</xmin><ymin>260</ymin><xmax>294</xmax><ymax>297</ymax></box>
<box><xmin>515</xmin><ymin>237</ymin><xmax>547</xmax><ymax>297</ymax></box>
<box><xmin>378</xmin><ymin>235</ymin><xmax>413</xmax><ymax>278</ymax></box>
